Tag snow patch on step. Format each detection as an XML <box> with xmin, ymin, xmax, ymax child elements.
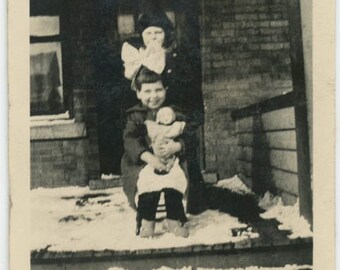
<box><xmin>197</xmin><ymin>265</ymin><xmax>312</xmax><ymax>270</ymax></box>
<box><xmin>259</xmin><ymin>192</ymin><xmax>312</xmax><ymax>239</ymax></box>
<box><xmin>214</xmin><ymin>175</ymin><xmax>253</xmax><ymax>195</ymax></box>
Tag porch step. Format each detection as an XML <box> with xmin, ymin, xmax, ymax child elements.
<box><xmin>202</xmin><ymin>172</ymin><xmax>218</xmax><ymax>184</ymax></box>
<box><xmin>31</xmin><ymin>238</ymin><xmax>312</xmax><ymax>269</ymax></box>
<box><xmin>89</xmin><ymin>178</ymin><xmax>122</xmax><ymax>190</ymax></box>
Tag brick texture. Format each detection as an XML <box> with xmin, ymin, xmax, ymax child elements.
<box><xmin>200</xmin><ymin>0</ymin><xmax>292</xmax><ymax>178</ymax></box>
<box><xmin>31</xmin><ymin>140</ymin><xmax>89</xmax><ymax>188</ymax></box>
<box><xmin>30</xmin><ymin>0</ymin><xmax>100</xmax><ymax>188</ymax></box>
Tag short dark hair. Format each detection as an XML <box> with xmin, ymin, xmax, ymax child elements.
<box><xmin>132</xmin><ymin>67</ymin><xmax>163</xmax><ymax>91</ymax></box>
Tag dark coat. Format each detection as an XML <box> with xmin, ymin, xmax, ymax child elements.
<box><xmin>121</xmin><ymin>103</ymin><xmax>206</xmax><ymax>214</ymax></box>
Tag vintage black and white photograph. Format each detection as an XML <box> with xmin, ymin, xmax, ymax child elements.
<box><xmin>12</xmin><ymin>0</ymin><xmax>324</xmax><ymax>269</ymax></box>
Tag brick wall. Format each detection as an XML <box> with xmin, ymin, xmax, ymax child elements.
<box><xmin>30</xmin><ymin>0</ymin><xmax>100</xmax><ymax>188</ymax></box>
<box><xmin>200</xmin><ymin>0</ymin><xmax>292</xmax><ymax>179</ymax></box>
<box><xmin>31</xmin><ymin>139</ymin><xmax>90</xmax><ymax>188</ymax></box>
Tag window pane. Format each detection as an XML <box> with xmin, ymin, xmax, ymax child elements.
<box><xmin>165</xmin><ymin>11</ymin><xmax>175</xmax><ymax>26</ymax></box>
<box><xmin>30</xmin><ymin>16</ymin><xmax>60</xmax><ymax>36</ymax></box>
<box><xmin>30</xmin><ymin>42</ymin><xmax>64</xmax><ymax>116</ymax></box>
<box><xmin>118</xmin><ymin>14</ymin><xmax>135</xmax><ymax>35</ymax></box>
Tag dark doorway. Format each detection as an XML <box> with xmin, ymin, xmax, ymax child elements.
<box><xmin>94</xmin><ymin>0</ymin><xmax>204</xmax><ymax>176</ymax></box>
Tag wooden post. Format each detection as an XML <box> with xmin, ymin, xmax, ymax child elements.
<box><xmin>287</xmin><ymin>0</ymin><xmax>313</xmax><ymax>226</ymax></box>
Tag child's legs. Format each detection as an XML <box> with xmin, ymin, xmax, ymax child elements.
<box><xmin>137</xmin><ymin>191</ymin><xmax>161</xmax><ymax>221</ymax></box>
<box><xmin>163</xmin><ymin>188</ymin><xmax>187</xmax><ymax>223</ymax></box>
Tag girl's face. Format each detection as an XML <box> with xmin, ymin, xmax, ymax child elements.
<box><xmin>142</xmin><ymin>26</ymin><xmax>165</xmax><ymax>48</ymax></box>
<box><xmin>136</xmin><ymin>81</ymin><xmax>166</xmax><ymax>110</ymax></box>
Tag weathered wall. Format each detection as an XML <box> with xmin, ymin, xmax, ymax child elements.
<box><xmin>30</xmin><ymin>0</ymin><xmax>100</xmax><ymax>188</ymax></box>
<box><xmin>200</xmin><ymin>0</ymin><xmax>293</xmax><ymax>179</ymax></box>
<box><xmin>236</xmin><ymin>107</ymin><xmax>298</xmax><ymax>205</ymax></box>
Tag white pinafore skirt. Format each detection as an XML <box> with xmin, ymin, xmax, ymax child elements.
<box><xmin>135</xmin><ymin>158</ymin><xmax>187</xmax><ymax>206</ymax></box>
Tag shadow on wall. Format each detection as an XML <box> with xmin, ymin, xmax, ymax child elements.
<box><xmin>251</xmin><ymin>114</ymin><xmax>274</xmax><ymax>195</ymax></box>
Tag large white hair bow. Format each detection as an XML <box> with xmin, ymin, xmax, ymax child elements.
<box><xmin>121</xmin><ymin>42</ymin><xmax>166</xmax><ymax>80</ymax></box>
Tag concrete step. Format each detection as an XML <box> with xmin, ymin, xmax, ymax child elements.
<box><xmin>89</xmin><ymin>178</ymin><xmax>122</xmax><ymax>190</ymax></box>
<box><xmin>31</xmin><ymin>241</ymin><xmax>312</xmax><ymax>270</ymax></box>
<box><xmin>202</xmin><ymin>172</ymin><xmax>218</xmax><ymax>184</ymax></box>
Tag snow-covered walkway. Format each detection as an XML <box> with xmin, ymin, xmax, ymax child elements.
<box><xmin>109</xmin><ymin>265</ymin><xmax>312</xmax><ymax>270</ymax></box>
<box><xmin>31</xmin><ymin>175</ymin><xmax>312</xmax><ymax>256</ymax></box>
<box><xmin>31</xmin><ymin>186</ymin><xmax>259</xmax><ymax>252</ymax></box>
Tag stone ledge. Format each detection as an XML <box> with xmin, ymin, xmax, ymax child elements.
<box><xmin>31</xmin><ymin>121</ymin><xmax>87</xmax><ymax>141</ymax></box>
<box><xmin>202</xmin><ymin>172</ymin><xmax>218</xmax><ymax>184</ymax></box>
<box><xmin>89</xmin><ymin>178</ymin><xmax>123</xmax><ymax>190</ymax></box>
<box><xmin>30</xmin><ymin>238</ymin><xmax>313</xmax><ymax>263</ymax></box>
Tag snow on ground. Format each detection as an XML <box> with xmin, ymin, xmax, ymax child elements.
<box><xmin>197</xmin><ymin>265</ymin><xmax>312</xmax><ymax>270</ymax></box>
<box><xmin>108</xmin><ymin>267</ymin><xmax>192</xmax><ymax>270</ymax></box>
<box><xmin>258</xmin><ymin>192</ymin><xmax>312</xmax><ymax>239</ymax></box>
<box><xmin>152</xmin><ymin>267</ymin><xmax>192</xmax><ymax>270</ymax></box>
<box><xmin>258</xmin><ymin>192</ymin><xmax>281</xmax><ymax>210</ymax></box>
<box><xmin>214</xmin><ymin>175</ymin><xmax>252</xmax><ymax>195</ymax></box>
<box><xmin>31</xmin><ymin>176</ymin><xmax>312</xmax><ymax>251</ymax></box>
<box><xmin>108</xmin><ymin>265</ymin><xmax>312</xmax><ymax>270</ymax></box>
<box><xmin>31</xmin><ymin>186</ymin><xmax>258</xmax><ymax>252</ymax></box>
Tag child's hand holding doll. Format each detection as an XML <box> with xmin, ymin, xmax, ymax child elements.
<box><xmin>143</xmin><ymin>107</ymin><xmax>183</xmax><ymax>173</ymax></box>
<box><xmin>140</xmin><ymin>151</ymin><xmax>167</xmax><ymax>172</ymax></box>
<box><xmin>154</xmin><ymin>139</ymin><xmax>182</xmax><ymax>159</ymax></box>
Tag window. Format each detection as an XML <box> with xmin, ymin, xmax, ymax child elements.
<box><xmin>30</xmin><ymin>15</ymin><xmax>66</xmax><ymax>117</ymax></box>
<box><xmin>29</xmin><ymin>2</ymin><xmax>88</xmax><ymax>140</ymax></box>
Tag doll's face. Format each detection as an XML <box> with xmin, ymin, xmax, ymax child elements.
<box><xmin>156</xmin><ymin>107</ymin><xmax>176</xmax><ymax>125</ymax></box>
<box><xmin>142</xmin><ymin>26</ymin><xmax>165</xmax><ymax>48</ymax></box>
